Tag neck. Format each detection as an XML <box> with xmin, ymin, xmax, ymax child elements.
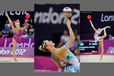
<box><xmin>48</xmin><ymin>47</ymin><xmax>56</xmax><ymax>53</ymax></box>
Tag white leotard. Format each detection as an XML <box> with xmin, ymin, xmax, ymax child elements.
<box><xmin>90</xmin><ymin>21</ymin><xmax>107</xmax><ymax>42</ymax></box>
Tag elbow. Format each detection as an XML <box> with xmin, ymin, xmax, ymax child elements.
<box><xmin>72</xmin><ymin>36</ymin><xmax>75</xmax><ymax>41</ymax></box>
<box><xmin>61</xmin><ymin>69</ymin><xmax>64</xmax><ymax>71</ymax></box>
<box><xmin>9</xmin><ymin>21</ymin><xmax>11</xmax><ymax>23</ymax></box>
<box><xmin>60</xmin><ymin>67</ymin><xmax>64</xmax><ymax>72</ymax></box>
<box><xmin>69</xmin><ymin>36</ymin><xmax>75</xmax><ymax>43</ymax></box>
<box><xmin>10</xmin><ymin>22</ymin><xmax>13</xmax><ymax>25</ymax></box>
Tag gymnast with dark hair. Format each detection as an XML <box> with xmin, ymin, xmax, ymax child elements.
<box><xmin>39</xmin><ymin>19</ymin><xmax>80</xmax><ymax>72</ymax></box>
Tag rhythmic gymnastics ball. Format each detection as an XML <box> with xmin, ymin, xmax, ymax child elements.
<box><xmin>25</xmin><ymin>14</ymin><xmax>30</xmax><ymax>19</ymax></box>
<box><xmin>87</xmin><ymin>15</ymin><xmax>91</xmax><ymax>20</ymax></box>
<box><xmin>62</xmin><ymin>7</ymin><xmax>72</xmax><ymax>18</ymax></box>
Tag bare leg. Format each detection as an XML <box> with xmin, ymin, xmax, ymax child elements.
<box><xmin>99</xmin><ymin>28</ymin><xmax>107</xmax><ymax>61</ymax></box>
<box><xmin>98</xmin><ymin>28</ymin><xmax>107</xmax><ymax>40</ymax></box>
<box><xmin>13</xmin><ymin>38</ymin><xmax>17</xmax><ymax>62</ymax></box>
<box><xmin>100</xmin><ymin>40</ymin><xmax>104</xmax><ymax>61</ymax></box>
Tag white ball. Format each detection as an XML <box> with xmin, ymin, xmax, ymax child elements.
<box><xmin>63</xmin><ymin>7</ymin><xmax>72</xmax><ymax>12</ymax></box>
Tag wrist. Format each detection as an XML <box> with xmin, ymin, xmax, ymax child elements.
<box><xmin>24</xmin><ymin>22</ymin><xmax>28</xmax><ymax>25</ymax></box>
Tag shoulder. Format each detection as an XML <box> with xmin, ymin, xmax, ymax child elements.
<box><xmin>59</xmin><ymin>44</ymin><xmax>67</xmax><ymax>51</ymax></box>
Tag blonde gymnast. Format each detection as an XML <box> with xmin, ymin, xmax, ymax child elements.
<box><xmin>5</xmin><ymin>12</ymin><xmax>28</xmax><ymax>62</ymax></box>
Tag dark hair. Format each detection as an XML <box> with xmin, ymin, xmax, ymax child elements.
<box><xmin>39</xmin><ymin>41</ymin><xmax>49</xmax><ymax>52</ymax></box>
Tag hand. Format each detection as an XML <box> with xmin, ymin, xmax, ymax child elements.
<box><xmin>66</xmin><ymin>19</ymin><xmax>71</xmax><ymax>26</ymax></box>
<box><xmin>5</xmin><ymin>11</ymin><xmax>8</xmax><ymax>17</ymax></box>
<box><xmin>89</xmin><ymin>20</ymin><xmax>92</xmax><ymax>23</ymax></box>
<box><xmin>25</xmin><ymin>19</ymin><xmax>29</xmax><ymax>23</ymax></box>
<box><xmin>106</xmin><ymin>26</ymin><xmax>110</xmax><ymax>29</ymax></box>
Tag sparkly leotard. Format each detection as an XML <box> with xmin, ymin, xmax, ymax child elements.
<box><xmin>13</xmin><ymin>30</ymin><xmax>23</xmax><ymax>42</ymax></box>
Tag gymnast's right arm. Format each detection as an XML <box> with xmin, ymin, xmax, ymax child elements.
<box><xmin>65</xmin><ymin>19</ymin><xmax>75</xmax><ymax>48</ymax></box>
<box><xmin>5</xmin><ymin>12</ymin><xmax>15</xmax><ymax>33</ymax></box>
<box><xmin>89</xmin><ymin>20</ymin><xmax>97</xmax><ymax>32</ymax></box>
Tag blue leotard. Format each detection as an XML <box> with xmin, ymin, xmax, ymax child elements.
<box><xmin>51</xmin><ymin>44</ymin><xmax>80</xmax><ymax>72</ymax></box>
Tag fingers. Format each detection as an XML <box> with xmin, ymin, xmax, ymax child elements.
<box><xmin>89</xmin><ymin>20</ymin><xmax>92</xmax><ymax>23</ymax></box>
<box><xmin>106</xmin><ymin>26</ymin><xmax>110</xmax><ymax>29</ymax></box>
<box><xmin>5</xmin><ymin>11</ymin><xmax>7</xmax><ymax>15</ymax></box>
<box><xmin>25</xmin><ymin>19</ymin><xmax>29</xmax><ymax>22</ymax></box>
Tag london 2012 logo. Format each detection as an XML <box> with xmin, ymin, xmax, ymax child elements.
<box><xmin>34</xmin><ymin>7</ymin><xmax>80</xmax><ymax>25</ymax></box>
<box><xmin>107</xmin><ymin>47</ymin><xmax>114</xmax><ymax>54</ymax></box>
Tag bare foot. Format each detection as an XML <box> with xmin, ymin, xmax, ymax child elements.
<box><xmin>106</xmin><ymin>26</ymin><xmax>110</xmax><ymax>29</ymax></box>
<box><xmin>14</xmin><ymin>58</ymin><xmax>17</xmax><ymax>62</ymax></box>
<box><xmin>100</xmin><ymin>56</ymin><xmax>103</xmax><ymax>61</ymax></box>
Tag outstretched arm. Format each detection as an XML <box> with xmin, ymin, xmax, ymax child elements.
<box><xmin>18</xmin><ymin>26</ymin><xmax>27</xmax><ymax>30</ymax></box>
<box><xmin>89</xmin><ymin>20</ymin><xmax>97</xmax><ymax>32</ymax></box>
<box><xmin>98</xmin><ymin>26</ymin><xmax>110</xmax><ymax>34</ymax></box>
<box><xmin>18</xmin><ymin>19</ymin><xmax>29</xmax><ymax>30</ymax></box>
<box><xmin>65</xmin><ymin>19</ymin><xmax>75</xmax><ymax>48</ymax></box>
<box><xmin>5</xmin><ymin>12</ymin><xmax>15</xmax><ymax>33</ymax></box>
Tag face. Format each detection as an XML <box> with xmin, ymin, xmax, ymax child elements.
<box><xmin>6</xmin><ymin>20</ymin><xmax>9</xmax><ymax>23</ymax></box>
<box><xmin>5</xmin><ymin>34</ymin><xmax>7</xmax><ymax>38</ymax></box>
<box><xmin>30</xmin><ymin>25</ymin><xmax>33</xmax><ymax>28</ymax></box>
<box><xmin>29</xmin><ymin>32</ymin><xmax>32</xmax><ymax>35</ymax></box>
<box><xmin>15</xmin><ymin>20</ymin><xmax>20</xmax><ymax>28</ymax></box>
<box><xmin>64</xmin><ymin>30</ymin><xmax>68</xmax><ymax>36</ymax></box>
<box><xmin>5</xmin><ymin>26</ymin><xmax>7</xmax><ymax>29</ymax></box>
<box><xmin>44</xmin><ymin>40</ymin><xmax>55</xmax><ymax>48</ymax></box>
<box><xmin>60</xmin><ymin>39</ymin><xmax>65</xmax><ymax>44</ymax></box>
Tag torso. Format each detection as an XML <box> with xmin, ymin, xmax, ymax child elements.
<box><xmin>14</xmin><ymin>29</ymin><xmax>23</xmax><ymax>39</ymax></box>
<box><xmin>51</xmin><ymin>46</ymin><xmax>74</xmax><ymax>63</ymax></box>
<box><xmin>15</xmin><ymin>29</ymin><xmax>20</xmax><ymax>34</ymax></box>
<box><xmin>94</xmin><ymin>31</ymin><xmax>102</xmax><ymax>42</ymax></box>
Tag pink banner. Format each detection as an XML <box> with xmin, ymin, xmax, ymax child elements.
<box><xmin>0</xmin><ymin>38</ymin><xmax>34</xmax><ymax>47</ymax></box>
<box><xmin>34</xmin><ymin>56</ymin><xmax>59</xmax><ymax>72</ymax></box>
<box><xmin>98</xmin><ymin>40</ymin><xmax>114</xmax><ymax>54</ymax></box>
<box><xmin>0</xmin><ymin>38</ymin><xmax>34</xmax><ymax>57</ymax></box>
<box><xmin>81</xmin><ymin>39</ymin><xmax>114</xmax><ymax>55</ymax></box>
